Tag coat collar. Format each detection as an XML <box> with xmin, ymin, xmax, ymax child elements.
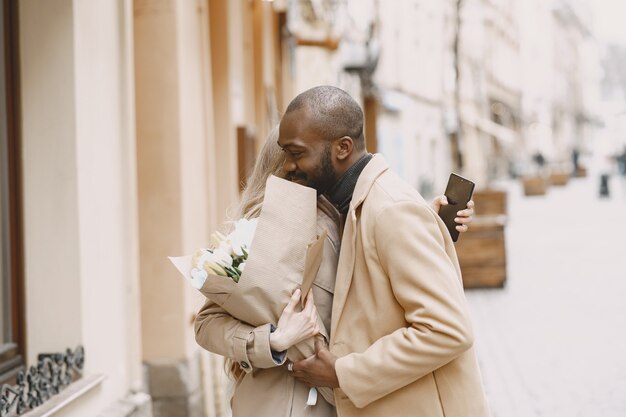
<box><xmin>347</xmin><ymin>154</ymin><xmax>389</xmax><ymax>214</ymax></box>
<box><xmin>329</xmin><ymin>154</ymin><xmax>389</xmax><ymax>341</ymax></box>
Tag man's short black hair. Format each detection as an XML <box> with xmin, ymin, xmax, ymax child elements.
<box><xmin>284</xmin><ymin>86</ymin><xmax>365</xmax><ymax>150</ymax></box>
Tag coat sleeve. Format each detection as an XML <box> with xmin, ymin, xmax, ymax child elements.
<box><xmin>334</xmin><ymin>201</ymin><xmax>474</xmax><ymax>408</ymax></box>
<box><xmin>194</xmin><ymin>294</ymin><xmax>286</xmax><ymax>374</ymax></box>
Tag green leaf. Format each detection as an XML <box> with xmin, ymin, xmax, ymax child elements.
<box><xmin>224</xmin><ymin>266</ymin><xmax>241</xmax><ymax>283</ymax></box>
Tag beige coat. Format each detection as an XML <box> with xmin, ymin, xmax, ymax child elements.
<box><xmin>194</xmin><ymin>197</ymin><xmax>341</xmax><ymax>417</ymax></box>
<box><xmin>330</xmin><ymin>155</ymin><xmax>490</xmax><ymax>417</ymax></box>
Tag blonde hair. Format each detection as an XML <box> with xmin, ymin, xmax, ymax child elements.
<box><xmin>226</xmin><ymin>125</ymin><xmax>286</xmax><ymax>380</ymax></box>
<box><xmin>233</xmin><ymin>125</ymin><xmax>286</xmax><ymax>219</ymax></box>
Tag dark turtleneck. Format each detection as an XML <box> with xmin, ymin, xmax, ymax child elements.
<box><xmin>325</xmin><ymin>153</ymin><xmax>373</xmax><ymax>215</ymax></box>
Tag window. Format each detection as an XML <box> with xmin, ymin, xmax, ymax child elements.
<box><xmin>0</xmin><ymin>0</ymin><xmax>24</xmax><ymax>384</ymax></box>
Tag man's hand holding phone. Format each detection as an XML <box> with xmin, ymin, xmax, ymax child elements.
<box><xmin>436</xmin><ymin>173</ymin><xmax>476</xmax><ymax>241</ymax></box>
<box><xmin>432</xmin><ymin>196</ymin><xmax>474</xmax><ymax>233</ymax></box>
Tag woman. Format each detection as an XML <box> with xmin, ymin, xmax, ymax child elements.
<box><xmin>194</xmin><ymin>127</ymin><xmax>474</xmax><ymax>417</ymax></box>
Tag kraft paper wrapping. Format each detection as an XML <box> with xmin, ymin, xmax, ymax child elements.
<box><xmin>170</xmin><ymin>175</ymin><xmax>334</xmax><ymax>405</ymax></box>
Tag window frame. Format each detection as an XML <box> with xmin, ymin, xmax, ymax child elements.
<box><xmin>0</xmin><ymin>0</ymin><xmax>25</xmax><ymax>385</ymax></box>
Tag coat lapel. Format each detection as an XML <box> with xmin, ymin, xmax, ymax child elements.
<box><xmin>330</xmin><ymin>155</ymin><xmax>389</xmax><ymax>341</ymax></box>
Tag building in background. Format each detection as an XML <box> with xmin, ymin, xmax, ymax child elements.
<box><xmin>595</xmin><ymin>43</ymin><xmax>626</xmax><ymax>175</ymax></box>
<box><xmin>550</xmin><ymin>0</ymin><xmax>596</xmax><ymax>167</ymax></box>
<box><xmin>375</xmin><ymin>0</ymin><xmax>452</xmax><ymax>197</ymax></box>
<box><xmin>520</xmin><ymin>0</ymin><xmax>600</xmax><ymax>174</ymax></box>
<box><xmin>0</xmin><ymin>1</ymin><xmax>279</xmax><ymax>416</ymax></box>
<box><xmin>0</xmin><ymin>1</ymin><xmax>603</xmax><ymax>417</ymax></box>
<box><xmin>444</xmin><ymin>0</ymin><xmax>522</xmax><ymax>189</ymax></box>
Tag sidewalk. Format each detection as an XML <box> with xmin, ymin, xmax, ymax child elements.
<box><xmin>465</xmin><ymin>173</ymin><xmax>626</xmax><ymax>417</ymax></box>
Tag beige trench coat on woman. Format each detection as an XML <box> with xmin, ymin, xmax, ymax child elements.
<box><xmin>194</xmin><ymin>197</ymin><xmax>341</xmax><ymax>417</ymax></box>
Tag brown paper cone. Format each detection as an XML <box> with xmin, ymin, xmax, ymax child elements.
<box><xmin>170</xmin><ymin>175</ymin><xmax>330</xmax><ymax>360</ymax></box>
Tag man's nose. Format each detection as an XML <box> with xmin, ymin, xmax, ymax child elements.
<box><xmin>283</xmin><ymin>157</ymin><xmax>296</xmax><ymax>173</ymax></box>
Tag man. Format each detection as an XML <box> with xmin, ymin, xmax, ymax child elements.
<box><xmin>278</xmin><ymin>86</ymin><xmax>490</xmax><ymax>417</ymax></box>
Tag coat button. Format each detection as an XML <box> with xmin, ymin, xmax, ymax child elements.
<box><xmin>240</xmin><ymin>361</ymin><xmax>250</xmax><ymax>369</ymax></box>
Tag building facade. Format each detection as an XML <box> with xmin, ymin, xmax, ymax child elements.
<box><xmin>375</xmin><ymin>0</ymin><xmax>453</xmax><ymax>197</ymax></box>
<box><xmin>0</xmin><ymin>1</ymin><xmax>601</xmax><ymax>417</ymax></box>
<box><xmin>1</xmin><ymin>0</ymin><xmax>283</xmax><ymax>416</ymax></box>
<box><xmin>520</xmin><ymin>0</ymin><xmax>599</xmax><ymax>172</ymax></box>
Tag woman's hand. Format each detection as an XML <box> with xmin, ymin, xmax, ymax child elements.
<box><xmin>269</xmin><ymin>289</ymin><xmax>320</xmax><ymax>352</ymax></box>
<box><xmin>432</xmin><ymin>195</ymin><xmax>475</xmax><ymax>233</ymax></box>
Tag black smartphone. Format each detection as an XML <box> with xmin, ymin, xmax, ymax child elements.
<box><xmin>439</xmin><ymin>173</ymin><xmax>475</xmax><ymax>242</ymax></box>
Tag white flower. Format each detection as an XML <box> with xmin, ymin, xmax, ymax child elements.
<box><xmin>217</xmin><ymin>240</ymin><xmax>234</xmax><ymax>259</ymax></box>
<box><xmin>190</xmin><ymin>267</ymin><xmax>208</xmax><ymax>289</ymax></box>
<box><xmin>195</xmin><ymin>250</ymin><xmax>212</xmax><ymax>266</ymax></box>
<box><xmin>213</xmin><ymin>246</ymin><xmax>233</xmax><ymax>268</ymax></box>
<box><xmin>188</xmin><ymin>217</ymin><xmax>256</xmax><ymax>285</ymax></box>
<box><xmin>210</xmin><ymin>231</ymin><xmax>227</xmax><ymax>249</ymax></box>
<box><xmin>228</xmin><ymin>218</ymin><xmax>258</xmax><ymax>257</ymax></box>
<box><xmin>203</xmin><ymin>261</ymin><xmax>227</xmax><ymax>276</ymax></box>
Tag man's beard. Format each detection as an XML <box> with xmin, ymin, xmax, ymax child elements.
<box><xmin>288</xmin><ymin>145</ymin><xmax>336</xmax><ymax>195</ymax></box>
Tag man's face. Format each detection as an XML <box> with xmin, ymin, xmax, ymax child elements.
<box><xmin>277</xmin><ymin>109</ymin><xmax>338</xmax><ymax>194</ymax></box>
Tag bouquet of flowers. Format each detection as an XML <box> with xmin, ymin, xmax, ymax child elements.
<box><xmin>188</xmin><ymin>217</ymin><xmax>258</xmax><ymax>287</ymax></box>
<box><xmin>170</xmin><ymin>175</ymin><xmax>329</xmax><ymax>363</ymax></box>
<box><xmin>170</xmin><ymin>176</ymin><xmax>334</xmax><ymax>405</ymax></box>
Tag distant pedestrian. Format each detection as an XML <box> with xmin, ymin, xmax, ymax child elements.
<box><xmin>617</xmin><ymin>146</ymin><xmax>626</xmax><ymax>176</ymax></box>
<box><xmin>533</xmin><ymin>151</ymin><xmax>546</xmax><ymax>169</ymax></box>
<box><xmin>572</xmin><ymin>148</ymin><xmax>580</xmax><ymax>172</ymax></box>
<box><xmin>599</xmin><ymin>174</ymin><xmax>610</xmax><ymax>198</ymax></box>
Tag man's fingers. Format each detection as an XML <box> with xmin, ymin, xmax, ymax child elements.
<box><xmin>291</xmin><ymin>359</ymin><xmax>303</xmax><ymax>373</ymax></box>
<box><xmin>431</xmin><ymin>195</ymin><xmax>447</xmax><ymax>213</ymax></box>
<box><xmin>454</xmin><ymin>216</ymin><xmax>472</xmax><ymax>224</ymax></box>
<box><xmin>456</xmin><ymin>224</ymin><xmax>469</xmax><ymax>233</ymax></box>
<box><xmin>457</xmin><ymin>208</ymin><xmax>474</xmax><ymax>217</ymax></box>
<box><xmin>292</xmin><ymin>354</ymin><xmax>315</xmax><ymax>373</ymax></box>
<box><xmin>457</xmin><ymin>200</ymin><xmax>475</xmax><ymax>216</ymax></box>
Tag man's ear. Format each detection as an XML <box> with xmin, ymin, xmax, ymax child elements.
<box><xmin>335</xmin><ymin>136</ymin><xmax>354</xmax><ymax>161</ymax></box>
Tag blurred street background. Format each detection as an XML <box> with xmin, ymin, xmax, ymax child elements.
<box><xmin>468</xmin><ymin>171</ymin><xmax>626</xmax><ymax>417</ymax></box>
<box><xmin>1</xmin><ymin>0</ymin><xmax>626</xmax><ymax>416</ymax></box>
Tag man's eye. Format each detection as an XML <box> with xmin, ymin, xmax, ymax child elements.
<box><xmin>285</xmin><ymin>150</ymin><xmax>302</xmax><ymax>158</ymax></box>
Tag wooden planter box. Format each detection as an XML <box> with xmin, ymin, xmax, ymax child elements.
<box><xmin>472</xmin><ymin>189</ymin><xmax>507</xmax><ymax>216</ymax></box>
<box><xmin>549</xmin><ymin>171</ymin><xmax>570</xmax><ymax>186</ymax></box>
<box><xmin>521</xmin><ymin>176</ymin><xmax>547</xmax><ymax>196</ymax></box>
<box><xmin>456</xmin><ymin>215</ymin><xmax>507</xmax><ymax>289</ymax></box>
<box><xmin>574</xmin><ymin>166</ymin><xmax>588</xmax><ymax>178</ymax></box>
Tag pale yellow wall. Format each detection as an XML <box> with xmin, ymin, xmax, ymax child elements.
<box><xmin>72</xmin><ymin>0</ymin><xmax>142</xmax><ymax>407</ymax></box>
<box><xmin>228</xmin><ymin>0</ymin><xmax>255</xmax><ymax>128</ymax></box>
<box><xmin>134</xmin><ymin>0</ymin><xmax>187</xmax><ymax>362</ymax></box>
<box><xmin>208</xmin><ymin>0</ymin><xmax>239</xmax><ymax>225</ymax></box>
<box><xmin>20</xmin><ymin>0</ymin><xmax>141</xmax><ymax>415</ymax></box>
<box><xmin>20</xmin><ymin>0</ymin><xmax>83</xmax><ymax>361</ymax></box>
<box><xmin>177</xmin><ymin>0</ymin><xmax>221</xmax><ymax>359</ymax></box>
<box><xmin>134</xmin><ymin>0</ymin><xmax>224</xmax><ymax>362</ymax></box>
<box><xmin>119</xmin><ymin>0</ymin><xmax>145</xmax><ymax>393</ymax></box>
